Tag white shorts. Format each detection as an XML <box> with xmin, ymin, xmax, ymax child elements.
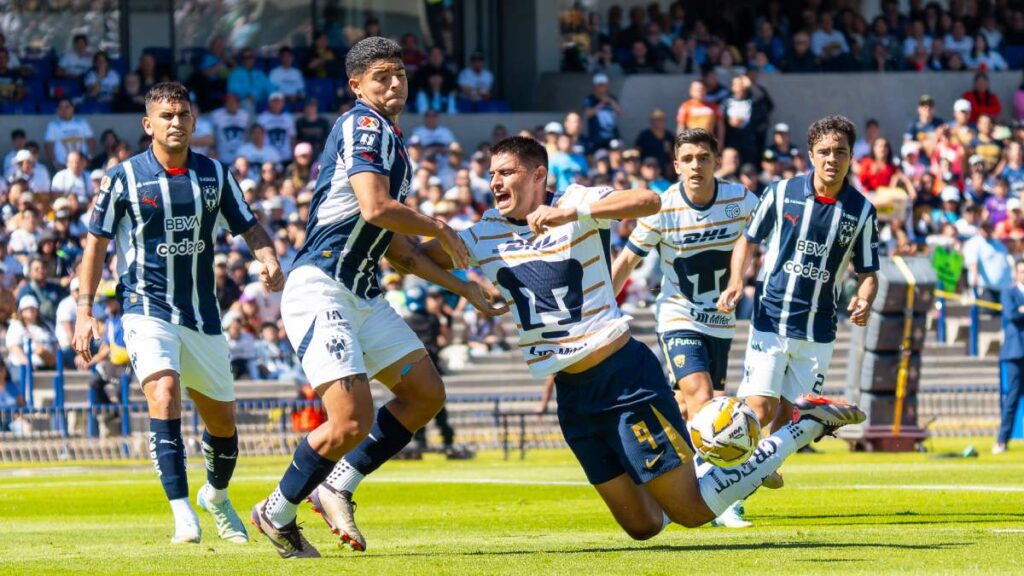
<box><xmin>736</xmin><ymin>328</ymin><xmax>834</xmax><ymax>402</ymax></box>
<box><xmin>281</xmin><ymin>265</ymin><xmax>424</xmax><ymax>389</ymax></box>
<box><xmin>121</xmin><ymin>314</ymin><xmax>235</xmax><ymax>402</ymax></box>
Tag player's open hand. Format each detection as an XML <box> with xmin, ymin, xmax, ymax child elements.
<box><xmin>718</xmin><ymin>283</ymin><xmax>743</xmax><ymax>314</ymax></box>
<box><xmin>72</xmin><ymin>315</ymin><xmax>101</xmax><ymax>363</ymax></box>
<box><xmin>461</xmin><ymin>281</ymin><xmax>510</xmax><ymax>318</ymax></box>
<box><xmin>848</xmin><ymin>296</ymin><xmax>871</xmax><ymax>326</ymax></box>
<box><xmin>439</xmin><ymin>225</ymin><xmax>471</xmax><ymax>269</ymax></box>
<box><xmin>260</xmin><ymin>258</ymin><xmax>285</xmax><ymax>292</ymax></box>
<box><xmin>526</xmin><ymin>205</ymin><xmax>576</xmax><ymax>236</ymax></box>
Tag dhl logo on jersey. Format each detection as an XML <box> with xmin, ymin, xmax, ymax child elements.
<box><xmin>675</xmin><ymin>227</ymin><xmax>733</xmax><ymax>245</ymax></box>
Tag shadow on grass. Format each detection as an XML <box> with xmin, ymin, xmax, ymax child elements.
<box><xmin>755</xmin><ymin>511</ymin><xmax>1024</xmax><ymax>526</ymax></box>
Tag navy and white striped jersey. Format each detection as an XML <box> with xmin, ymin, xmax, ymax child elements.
<box><xmin>88</xmin><ymin>148</ymin><xmax>257</xmax><ymax>335</ymax></box>
<box><xmin>292</xmin><ymin>99</ymin><xmax>411</xmax><ymax>299</ymax></box>
<box><xmin>746</xmin><ymin>172</ymin><xmax>879</xmax><ymax>343</ymax></box>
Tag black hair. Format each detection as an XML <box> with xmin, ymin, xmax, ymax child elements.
<box><xmin>807</xmin><ymin>114</ymin><xmax>856</xmax><ymax>151</ymax></box>
<box><xmin>345</xmin><ymin>36</ymin><xmax>402</xmax><ymax>78</ymax></box>
<box><xmin>10</xmin><ymin>128</ymin><xmax>24</xmax><ymax>139</ymax></box>
<box><xmin>674</xmin><ymin>128</ymin><xmax>719</xmax><ymax>155</ymax></box>
<box><xmin>491</xmin><ymin>136</ymin><xmax>548</xmax><ymax>170</ymax></box>
<box><xmin>145</xmin><ymin>82</ymin><xmax>190</xmax><ymax>112</ymax></box>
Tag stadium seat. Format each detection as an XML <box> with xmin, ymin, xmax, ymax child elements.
<box><xmin>0</xmin><ymin>102</ymin><xmax>37</xmax><ymax>115</ymax></box>
<box><xmin>49</xmin><ymin>78</ymin><xmax>83</xmax><ymax>100</ymax></box>
<box><xmin>38</xmin><ymin>101</ymin><xmax>57</xmax><ymax>115</ymax></box>
<box><xmin>24</xmin><ymin>79</ymin><xmax>45</xmax><ymax>101</ymax></box>
<box><xmin>76</xmin><ymin>101</ymin><xmax>111</xmax><ymax>114</ymax></box>
<box><xmin>1002</xmin><ymin>45</ymin><xmax>1024</xmax><ymax>70</ymax></box>
<box><xmin>108</xmin><ymin>57</ymin><xmax>128</xmax><ymax>77</ymax></box>
<box><xmin>22</xmin><ymin>58</ymin><xmax>53</xmax><ymax>81</ymax></box>
<box><xmin>305</xmin><ymin>78</ymin><xmax>336</xmax><ymax>111</ymax></box>
<box><xmin>142</xmin><ymin>46</ymin><xmax>174</xmax><ymax>67</ymax></box>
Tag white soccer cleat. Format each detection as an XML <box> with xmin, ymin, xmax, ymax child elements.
<box><xmin>170</xmin><ymin>521</ymin><xmax>201</xmax><ymax>545</ymax></box>
<box><xmin>197</xmin><ymin>484</ymin><xmax>249</xmax><ymax>543</ymax></box>
<box><xmin>250</xmin><ymin>499</ymin><xmax>321</xmax><ymax>559</ymax></box>
<box><xmin>710</xmin><ymin>501</ymin><xmax>753</xmax><ymax>528</ymax></box>
<box><xmin>308</xmin><ymin>484</ymin><xmax>366</xmax><ymax>552</ymax></box>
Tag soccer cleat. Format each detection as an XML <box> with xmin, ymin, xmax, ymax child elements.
<box><xmin>992</xmin><ymin>443</ymin><xmax>1007</xmax><ymax>454</ymax></box>
<box><xmin>250</xmin><ymin>499</ymin><xmax>320</xmax><ymax>559</ymax></box>
<box><xmin>761</xmin><ymin>470</ymin><xmax>785</xmax><ymax>489</ymax></box>
<box><xmin>794</xmin><ymin>394</ymin><xmax>866</xmax><ymax>441</ymax></box>
<box><xmin>307</xmin><ymin>484</ymin><xmax>366</xmax><ymax>552</ymax></box>
<box><xmin>197</xmin><ymin>485</ymin><xmax>249</xmax><ymax>544</ymax></box>
<box><xmin>170</xmin><ymin>521</ymin><xmax>201</xmax><ymax>545</ymax></box>
<box><xmin>710</xmin><ymin>501</ymin><xmax>752</xmax><ymax>528</ymax></box>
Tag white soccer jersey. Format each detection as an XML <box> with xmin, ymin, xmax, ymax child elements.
<box><xmin>460</xmin><ymin>184</ymin><xmax>630</xmax><ymax>378</ymax></box>
<box><xmin>211</xmin><ymin>107</ymin><xmax>251</xmax><ymax>162</ymax></box>
<box><xmin>626</xmin><ymin>179</ymin><xmax>757</xmax><ymax>339</ymax></box>
<box><xmin>44</xmin><ymin>117</ymin><xmax>93</xmax><ymax>166</ymax></box>
<box><xmin>257</xmin><ymin>110</ymin><xmax>296</xmax><ymax>161</ymax></box>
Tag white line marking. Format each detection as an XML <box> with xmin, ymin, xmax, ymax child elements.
<box><xmin>992</xmin><ymin>529</ymin><xmax>1024</xmax><ymax>533</ymax></box>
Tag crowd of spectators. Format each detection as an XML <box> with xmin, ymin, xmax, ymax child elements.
<box><xmin>560</xmin><ymin>1</ymin><xmax>1024</xmax><ymax>75</ymax></box>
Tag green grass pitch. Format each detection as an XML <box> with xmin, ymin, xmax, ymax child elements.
<box><xmin>1</xmin><ymin>437</ymin><xmax>1022</xmax><ymax>575</ymax></box>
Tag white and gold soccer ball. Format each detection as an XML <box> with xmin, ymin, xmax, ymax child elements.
<box><xmin>689</xmin><ymin>397</ymin><xmax>761</xmax><ymax>468</ymax></box>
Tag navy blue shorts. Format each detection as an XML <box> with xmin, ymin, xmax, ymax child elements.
<box><xmin>554</xmin><ymin>338</ymin><xmax>695</xmax><ymax>485</ymax></box>
<box><xmin>657</xmin><ymin>330</ymin><xmax>732</xmax><ymax>392</ymax></box>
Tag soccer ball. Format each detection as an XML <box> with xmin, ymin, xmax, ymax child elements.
<box><xmin>689</xmin><ymin>397</ymin><xmax>761</xmax><ymax>468</ymax></box>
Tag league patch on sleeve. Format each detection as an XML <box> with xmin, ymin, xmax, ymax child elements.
<box><xmin>357</xmin><ymin>115</ymin><xmax>381</xmax><ymax>132</ymax></box>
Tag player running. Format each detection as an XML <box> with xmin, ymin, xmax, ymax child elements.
<box><xmin>250</xmin><ymin>37</ymin><xmax>504</xmax><ymax>558</ymax></box>
<box><xmin>73</xmin><ymin>82</ymin><xmax>283</xmax><ymax>545</ymax></box>
<box><xmin>611</xmin><ymin>128</ymin><xmax>758</xmax><ymax>528</ymax></box>
<box><xmin>415</xmin><ymin>136</ymin><xmax>865</xmax><ymax>539</ymax></box>
<box><xmin>719</xmin><ymin>115</ymin><xmax>879</xmax><ymax>488</ymax></box>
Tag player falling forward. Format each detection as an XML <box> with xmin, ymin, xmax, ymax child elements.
<box><xmin>719</xmin><ymin>115</ymin><xmax>879</xmax><ymax>487</ymax></box>
<box><xmin>415</xmin><ymin>136</ymin><xmax>865</xmax><ymax>538</ymax></box>
<box><xmin>612</xmin><ymin>128</ymin><xmax>758</xmax><ymax>528</ymax></box>
<box><xmin>74</xmin><ymin>82</ymin><xmax>283</xmax><ymax>544</ymax></box>
<box><xmin>250</xmin><ymin>37</ymin><xmax>504</xmax><ymax>558</ymax></box>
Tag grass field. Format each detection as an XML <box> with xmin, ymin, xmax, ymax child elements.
<box><xmin>1</xmin><ymin>437</ymin><xmax>1022</xmax><ymax>575</ymax></box>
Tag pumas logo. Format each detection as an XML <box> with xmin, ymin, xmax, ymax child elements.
<box><xmin>673</xmin><ymin>354</ymin><xmax>686</xmax><ymax>369</ymax></box>
<box><xmin>725</xmin><ymin>203</ymin><xmax>741</xmax><ymax>218</ymax></box>
<box><xmin>357</xmin><ymin>116</ymin><xmax>381</xmax><ymax>132</ymax></box>
<box><xmin>202</xmin><ymin>185</ymin><xmax>218</xmax><ymax>212</ymax></box>
<box><xmin>837</xmin><ymin>220</ymin><xmax>857</xmax><ymax>248</ymax></box>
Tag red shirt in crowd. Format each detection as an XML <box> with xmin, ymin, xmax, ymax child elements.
<box><xmin>858</xmin><ymin>157</ymin><xmax>897</xmax><ymax>192</ymax></box>
<box><xmin>962</xmin><ymin>89</ymin><xmax>1002</xmax><ymax>124</ymax></box>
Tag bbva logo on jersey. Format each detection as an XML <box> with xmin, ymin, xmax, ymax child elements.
<box><xmin>202</xmin><ymin>185</ymin><xmax>218</xmax><ymax>212</ymax></box>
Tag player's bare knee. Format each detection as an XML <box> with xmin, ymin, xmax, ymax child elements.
<box><xmin>145</xmin><ymin>378</ymin><xmax>178</xmax><ymax>412</ymax></box>
<box><xmin>324</xmin><ymin>416</ymin><xmax>371</xmax><ymax>451</ymax></box>
<box><xmin>623</xmin><ymin>518</ymin><xmax>664</xmax><ymax>541</ymax></box>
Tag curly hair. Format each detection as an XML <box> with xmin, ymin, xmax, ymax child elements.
<box><xmin>807</xmin><ymin>114</ymin><xmax>857</xmax><ymax>151</ymax></box>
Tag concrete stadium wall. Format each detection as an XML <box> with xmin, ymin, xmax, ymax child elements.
<box><xmin>537</xmin><ymin>71</ymin><xmax>1024</xmax><ymax>153</ymax></box>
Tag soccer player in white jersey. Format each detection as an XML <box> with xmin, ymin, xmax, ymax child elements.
<box><xmin>414</xmin><ymin>135</ymin><xmax>865</xmax><ymax>540</ymax></box>
<box><xmin>250</xmin><ymin>37</ymin><xmax>504</xmax><ymax>559</ymax></box>
<box><xmin>719</xmin><ymin>115</ymin><xmax>879</xmax><ymax>487</ymax></box>
<box><xmin>612</xmin><ymin>128</ymin><xmax>758</xmax><ymax>528</ymax></box>
<box><xmin>72</xmin><ymin>82</ymin><xmax>284</xmax><ymax>545</ymax></box>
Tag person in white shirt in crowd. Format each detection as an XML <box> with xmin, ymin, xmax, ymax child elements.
<box><xmin>255</xmin><ymin>322</ymin><xmax>299</xmax><ymax>381</ymax></box>
<box><xmin>55</xmin><ymin>277</ymin><xmax>80</xmax><ymax>367</ymax></box>
<box><xmin>411</xmin><ymin>109</ymin><xmax>456</xmax><ymax>149</ymax></box>
<box><xmin>457</xmin><ymin>52</ymin><xmax>494</xmax><ymax>103</ymax></box>
<box><xmin>83</xmin><ymin>51</ymin><xmax>121</xmax><ymax>103</ymax></box>
<box><xmin>3</xmin><ymin>129</ymin><xmax>26</xmax><ymax>177</ymax></box>
<box><xmin>979</xmin><ymin>14</ymin><xmax>1003</xmax><ymax>50</ymax></box>
<box><xmin>6</xmin><ymin>295</ymin><xmax>57</xmax><ymax>376</ymax></box>
<box><xmin>9</xmin><ymin>206</ymin><xmax>41</xmax><ymax>259</ymax></box>
<box><xmin>211</xmin><ymin>93</ymin><xmax>251</xmax><ymax>164</ymax></box>
<box><xmin>258</xmin><ymin>92</ymin><xmax>296</xmax><ymax>163</ymax></box>
<box><xmin>50</xmin><ymin>151</ymin><xmax>89</xmax><ymax>202</ymax></box>
<box><xmin>235</xmin><ymin>124</ymin><xmax>281</xmax><ymax>168</ymax></box>
<box><xmin>45</xmin><ymin>98</ymin><xmax>95</xmax><ymax>169</ymax></box>
<box><xmin>56</xmin><ymin>34</ymin><xmax>93</xmax><ymax>79</ymax></box>
<box><xmin>268</xmin><ymin>47</ymin><xmax>305</xmax><ymax>103</ymax></box>
<box><xmin>944</xmin><ymin>20</ymin><xmax>973</xmax><ymax>61</ymax></box>
<box><xmin>243</xmin><ymin>268</ymin><xmax>283</xmax><ymax>325</ymax></box>
<box><xmin>436</xmin><ymin>142</ymin><xmax>466</xmax><ymax>190</ymax></box>
<box><xmin>902</xmin><ymin>20</ymin><xmax>932</xmax><ymax>59</ymax></box>
<box><xmin>225</xmin><ymin>317</ymin><xmax>260</xmax><ymax>380</ymax></box>
<box><xmin>190</xmin><ymin>100</ymin><xmax>216</xmax><ymax>156</ymax></box>
<box><xmin>810</xmin><ymin>12</ymin><xmax>850</xmax><ymax>60</ymax></box>
<box><xmin>89</xmin><ymin>168</ymin><xmax>104</xmax><ymax>194</ymax></box>
<box><xmin>965</xmin><ymin>34</ymin><xmax>1008</xmax><ymax>72</ymax></box>
<box><xmin>8</xmin><ymin>149</ymin><xmax>50</xmax><ymax>194</ymax></box>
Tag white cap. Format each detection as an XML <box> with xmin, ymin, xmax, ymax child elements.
<box><xmin>239</xmin><ymin>178</ymin><xmax>257</xmax><ymax>192</ymax></box>
<box><xmin>544</xmin><ymin>121</ymin><xmax>564</xmax><ymax>134</ymax></box>
<box><xmin>969</xmin><ymin>154</ymin><xmax>984</xmax><ymax>165</ymax></box>
<box><xmin>18</xmin><ymin>295</ymin><xmax>39</xmax><ymax>311</ymax></box>
<box><xmin>90</xmin><ymin>169</ymin><xmax>104</xmax><ymax>180</ymax></box>
<box><xmin>268</xmin><ymin>91</ymin><xmax>285</xmax><ymax>101</ymax></box>
<box><xmin>1008</xmin><ymin>198</ymin><xmax>1022</xmax><ymax>211</ymax></box>
<box><xmin>954</xmin><ymin>98</ymin><xmax>972</xmax><ymax>113</ymax></box>
<box><xmin>428</xmin><ymin>176</ymin><xmax>442</xmax><ymax>187</ymax></box>
<box><xmin>941</xmin><ymin>185</ymin><xmax>961</xmax><ymax>202</ymax></box>
<box><xmin>900</xmin><ymin>141</ymin><xmax>921</xmax><ymax>157</ymax></box>
<box><xmin>70</xmin><ymin>277</ymin><xmax>80</xmax><ymax>292</ymax></box>
<box><xmin>774</xmin><ymin>123</ymin><xmax>790</xmax><ymax>133</ymax></box>
<box><xmin>14</xmin><ymin>149</ymin><xmax>32</xmax><ymax>163</ymax></box>
<box><xmin>592</xmin><ymin>73</ymin><xmax>609</xmax><ymax>85</ymax></box>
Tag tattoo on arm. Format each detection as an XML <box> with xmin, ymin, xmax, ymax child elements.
<box><xmin>241</xmin><ymin>224</ymin><xmax>273</xmax><ymax>260</ymax></box>
<box><xmin>389</xmin><ymin>252</ymin><xmax>418</xmax><ymax>274</ymax></box>
<box><xmin>78</xmin><ymin>293</ymin><xmax>94</xmax><ymax>307</ymax></box>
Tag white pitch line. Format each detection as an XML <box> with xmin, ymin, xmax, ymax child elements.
<box><xmin>992</xmin><ymin>529</ymin><xmax>1024</xmax><ymax>533</ymax></box>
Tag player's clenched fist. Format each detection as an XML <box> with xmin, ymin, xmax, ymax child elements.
<box><xmin>260</xmin><ymin>258</ymin><xmax>285</xmax><ymax>292</ymax></box>
<box><xmin>526</xmin><ymin>205</ymin><xmax>575</xmax><ymax>236</ymax></box>
<box><xmin>718</xmin><ymin>282</ymin><xmax>743</xmax><ymax>314</ymax></box>
<box><xmin>438</xmin><ymin>223</ymin><xmax>471</xmax><ymax>270</ymax></box>
<box><xmin>460</xmin><ymin>281</ymin><xmax>510</xmax><ymax>318</ymax></box>
<box><xmin>72</xmin><ymin>314</ymin><xmax>101</xmax><ymax>362</ymax></box>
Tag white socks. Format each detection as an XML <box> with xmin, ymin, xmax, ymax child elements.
<box><xmin>202</xmin><ymin>483</ymin><xmax>228</xmax><ymax>504</ymax></box>
<box><xmin>169</xmin><ymin>497</ymin><xmax>199</xmax><ymax>529</ymax></box>
<box><xmin>697</xmin><ymin>419</ymin><xmax>819</xmax><ymax>516</ymax></box>
<box><xmin>325</xmin><ymin>459</ymin><xmax>365</xmax><ymax>495</ymax></box>
<box><xmin>265</xmin><ymin>486</ymin><xmax>299</xmax><ymax>528</ymax></box>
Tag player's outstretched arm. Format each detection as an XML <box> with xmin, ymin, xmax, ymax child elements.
<box><xmin>72</xmin><ymin>233</ymin><xmax>110</xmax><ymax>363</ymax></box>
<box><xmin>527</xmin><ymin>188</ymin><xmax>661</xmax><ymax>235</ymax></box>
<box><xmin>718</xmin><ymin>235</ymin><xmax>758</xmax><ymax>314</ymax></box>
<box><xmin>611</xmin><ymin>249</ymin><xmax>643</xmax><ymax>297</ymax></box>
<box><xmin>847</xmin><ymin>272</ymin><xmax>878</xmax><ymax>327</ymax></box>
<box><xmin>386</xmin><ymin>235</ymin><xmax>509</xmax><ymax>318</ymax></box>
<box><xmin>351</xmin><ymin>172</ymin><xmax>469</xmax><ymax>268</ymax></box>
<box><xmin>240</xmin><ymin>222</ymin><xmax>284</xmax><ymax>292</ymax></box>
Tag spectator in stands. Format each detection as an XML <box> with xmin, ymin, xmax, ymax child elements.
<box><xmin>413</xmin><ymin>46</ymin><xmax>457</xmax><ymax>101</ymax></box>
<box><xmin>963</xmin><ymin>73</ymin><xmax>1002</xmax><ymax>124</ymax></box>
<box><xmin>971</xmin><ymin>115</ymin><xmax>1003</xmax><ymax>173</ymax></box>
<box><xmin>987</xmin><ymin>178</ymin><xmax>1012</xmax><ymax>227</ymax></box>
<box><xmin>186</xmin><ymin>101</ymin><xmax>215</xmax><ymax>157</ymax></box>
<box><xmin>304</xmin><ymin>31</ymin><xmax>340</xmax><ymax>79</ymax></box>
<box><xmin>905</xmin><ymin>94</ymin><xmax>943</xmax><ymax>143</ymax></box>
<box><xmin>996</xmin><ymin>206</ymin><xmax>1024</xmax><ymax>240</ymax></box>
<box><xmin>766</xmin><ymin>123</ymin><xmax>799</xmax><ymax>168</ymax></box>
<box><xmin>0</xmin><ymin>48</ymin><xmax>25</xmax><ymax>104</ymax></box>
<box><xmin>996</xmin><ymin>259</ymin><xmax>1024</xmax><ymax>454</ymax></box>
<box><xmin>979</xmin><ymin>13</ymin><xmax>1003</xmax><ymax>49</ymax></box>
<box><xmin>966</xmin><ymin>34</ymin><xmax>1008</xmax><ymax>72</ymax></box>
<box><xmin>811</xmin><ymin>12</ymin><xmax>850</xmax><ymax>68</ymax></box>
<box><xmin>83</xmin><ymin>51</ymin><xmax>120</xmax><ymax>104</ymax></box>
<box><xmin>50</xmin><ymin>151</ymin><xmax>89</xmax><ymax>202</ymax></box>
<box><xmin>293</xmin><ymin>98</ymin><xmax>329</xmax><ymax>157</ymax></box>
<box><xmin>457</xmin><ymin>52</ymin><xmax>494</xmax><ymax>105</ymax></box>
<box><xmin>590</xmin><ymin>42</ymin><xmax>624</xmax><ymax>75</ymax></box>
<box><xmin>112</xmin><ymin>73</ymin><xmax>146</xmax><ymax>113</ymax></box>
<box><xmin>854</xmin><ymin>118</ymin><xmax>881</xmax><ymax>160</ymax></box>
<box><xmin>255</xmin><ymin>322</ymin><xmax>298</xmax><ymax>380</ymax></box>
<box><xmin>463</xmin><ymin>303</ymin><xmax>506</xmax><ymax>357</ymax></box>
<box><xmin>8</xmin><ymin>149</ymin><xmax>50</xmax><ymax>194</ymax></box>
<box><xmin>549</xmin><ymin>133</ymin><xmax>588</xmax><ymax>193</ymax></box>
<box><xmin>0</xmin><ymin>33</ymin><xmax>21</xmax><ymax>70</ymax></box>
<box><xmin>225</xmin><ymin>317</ymin><xmax>259</xmax><ymax>380</ymax></box>
<box><xmin>214</xmin><ymin>254</ymin><xmax>241</xmax><ymax>311</ymax></box>
<box><xmin>268</xmin><ymin>47</ymin><xmax>305</xmax><ymax>102</ymax></box>
<box><xmin>866</xmin><ymin>40</ymin><xmax>900</xmax><ymax>71</ymax></box>
<box><xmin>6</xmin><ymin>296</ymin><xmax>57</xmax><ymax>377</ymax></box>
<box><xmin>87</xmin><ymin>129</ymin><xmax>119</xmax><ymax>170</ymax></box>
<box><xmin>723</xmin><ymin>75</ymin><xmax>757</xmax><ymax>164</ymax></box>
<box><xmin>582</xmin><ymin>73</ymin><xmax>622</xmax><ymax>151</ymax></box>
<box><xmin>228</xmin><ymin>48</ymin><xmax>273</xmax><ymax>110</ymax></box>
<box><xmin>258</xmin><ymin>92</ymin><xmax>296</xmax><ymax>162</ymax></box>
<box><xmin>198</xmin><ymin>35</ymin><xmax>234</xmax><ymax>83</ymax></box>
<box><xmin>54</xmin><ymin>277</ymin><xmax>78</xmax><ymax>367</ymax></box>
<box><xmin>858</xmin><ymin>138</ymin><xmax>898</xmax><ymax>192</ymax></box>
<box><xmin>284</xmin><ymin>142</ymin><xmax>314</xmax><ymax>190</ymax></box>
<box><xmin>949</xmin><ymin>98</ymin><xmax>977</xmax><ymax>148</ymax></box>
<box><xmin>211</xmin><ymin>93</ymin><xmax>250</xmax><ymax>163</ymax></box>
<box><xmin>17</xmin><ymin>256</ymin><xmax>63</xmax><ymax>325</ymax></box>
<box><xmin>623</xmin><ymin>39</ymin><xmax>662</xmax><ymax>74</ymax></box>
<box><xmin>944</xmin><ymin>19</ymin><xmax>973</xmax><ymax>61</ymax></box>
<box><xmin>635</xmin><ymin>108</ymin><xmax>673</xmax><ymax>170</ymax></box>
<box><xmin>401</xmin><ymin>33</ymin><xmax>428</xmax><ymax>73</ymax></box>
<box><xmin>411</xmin><ymin>109</ymin><xmax>456</xmax><ymax>149</ymax></box>
<box><xmin>639</xmin><ymin>157</ymin><xmax>670</xmax><ymax>192</ymax></box>
<box><xmin>416</xmin><ymin>70</ymin><xmax>457</xmax><ymax>115</ymax></box>
<box><xmin>44</xmin><ymin>99</ymin><xmax>95</xmax><ymax>169</ymax></box>
<box><xmin>56</xmin><ymin>34</ymin><xmax>93</xmax><ymax>79</ymax></box>
<box><xmin>964</xmin><ymin>221</ymin><xmax>1013</xmax><ymax>307</ymax></box>
<box><xmin>902</xmin><ymin>19</ymin><xmax>933</xmax><ymax>60</ymax></box>
<box><xmin>3</xmin><ymin>129</ymin><xmax>25</xmax><ymax>176</ymax></box>
<box><xmin>784</xmin><ymin>31</ymin><xmax>820</xmax><ymax>72</ymax></box>
<box><xmin>754</xmin><ymin>20</ymin><xmax>787</xmax><ymax>66</ymax></box>
<box><xmin>136</xmin><ymin>52</ymin><xmax>168</xmax><ymax>96</ymax></box>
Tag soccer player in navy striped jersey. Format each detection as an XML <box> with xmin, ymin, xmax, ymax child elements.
<box><xmin>250</xmin><ymin>37</ymin><xmax>503</xmax><ymax>558</ymax></box>
<box><xmin>73</xmin><ymin>82</ymin><xmax>284</xmax><ymax>545</ymax></box>
<box><xmin>720</xmin><ymin>115</ymin><xmax>879</xmax><ymax>488</ymax></box>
